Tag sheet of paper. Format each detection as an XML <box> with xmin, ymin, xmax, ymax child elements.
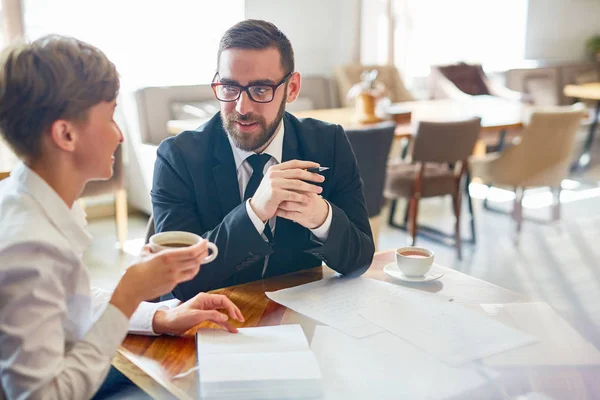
<box><xmin>310</xmin><ymin>326</ymin><xmax>499</xmax><ymax>400</ymax></box>
<box><xmin>359</xmin><ymin>292</ymin><xmax>538</xmax><ymax>366</ymax></box>
<box><xmin>267</xmin><ymin>277</ymin><xmax>394</xmax><ymax>338</ymax></box>
<box><xmin>196</xmin><ymin>325</ymin><xmax>323</xmax><ymax>399</ymax></box>
<box><xmin>471</xmin><ymin>303</ymin><xmax>600</xmax><ymax>366</ymax></box>
<box><xmin>196</xmin><ymin>325</ymin><xmax>309</xmax><ymax>355</ymax></box>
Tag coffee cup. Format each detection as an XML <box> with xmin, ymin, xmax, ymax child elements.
<box><xmin>149</xmin><ymin>231</ymin><xmax>218</xmax><ymax>264</ymax></box>
<box><xmin>395</xmin><ymin>246</ymin><xmax>434</xmax><ymax>277</ymax></box>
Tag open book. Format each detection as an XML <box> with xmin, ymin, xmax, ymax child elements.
<box><xmin>196</xmin><ymin>325</ymin><xmax>323</xmax><ymax>400</ymax></box>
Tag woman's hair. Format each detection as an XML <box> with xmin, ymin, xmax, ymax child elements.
<box><xmin>0</xmin><ymin>35</ymin><xmax>120</xmax><ymax>160</ymax></box>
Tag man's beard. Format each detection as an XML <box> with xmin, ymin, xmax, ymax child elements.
<box><xmin>223</xmin><ymin>95</ymin><xmax>286</xmax><ymax>152</ymax></box>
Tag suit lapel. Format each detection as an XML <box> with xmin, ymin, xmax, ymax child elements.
<box><xmin>212</xmin><ymin>116</ymin><xmax>242</xmax><ymax>218</ymax></box>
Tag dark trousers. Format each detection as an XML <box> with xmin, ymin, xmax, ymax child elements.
<box><xmin>92</xmin><ymin>366</ymin><xmax>150</xmax><ymax>400</ymax></box>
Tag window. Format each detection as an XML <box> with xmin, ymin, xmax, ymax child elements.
<box><xmin>24</xmin><ymin>0</ymin><xmax>245</xmax><ymax>91</ymax></box>
<box><xmin>362</xmin><ymin>0</ymin><xmax>529</xmax><ymax>81</ymax></box>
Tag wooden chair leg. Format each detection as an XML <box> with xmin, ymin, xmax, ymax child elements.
<box><xmin>115</xmin><ymin>189</ymin><xmax>128</xmax><ymax>250</ymax></box>
<box><xmin>388</xmin><ymin>199</ymin><xmax>398</xmax><ymax>226</ymax></box>
<box><xmin>465</xmin><ymin>170</ymin><xmax>476</xmax><ymax>244</ymax></box>
<box><xmin>552</xmin><ymin>186</ymin><xmax>561</xmax><ymax>222</ymax></box>
<box><xmin>408</xmin><ymin>195</ymin><xmax>419</xmax><ymax>245</ymax></box>
<box><xmin>452</xmin><ymin>191</ymin><xmax>463</xmax><ymax>260</ymax></box>
<box><xmin>513</xmin><ymin>187</ymin><xmax>524</xmax><ymax>239</ymax></box>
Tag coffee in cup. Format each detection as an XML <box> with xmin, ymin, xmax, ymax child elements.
<box><xmin>395</xmin><ymin>246</ymin><xmax>434</xmax><ymax>277</ymax></box>
<box><xmin>149</xmin><ymin>231</ymin><xmax>218</xmax><ymax>264</ymax></box>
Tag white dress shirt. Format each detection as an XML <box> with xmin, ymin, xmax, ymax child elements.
<box><xmin>0</xmin><ymin>163</ymin><xmax>178</xmax><ymax>400</ymax></box>
<box><xmin>229</xmin><ymin>122</ymin><xmax>333</xmax><ymax>242</ymax></box>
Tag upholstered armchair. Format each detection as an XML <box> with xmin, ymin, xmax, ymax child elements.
<box><xmin>470</xmin><ymin>103</ymin><xmax>586</xmax><ymax>237</ymax></box>
<box><xmin>429</xmin><ymin>62</ymin><xmax>527</xmax><ymax>103</ymax></box>
<box><xmin>334</xmin><ymin>64</ymin><xmax>414</xmax><ymax>107</ymax></box>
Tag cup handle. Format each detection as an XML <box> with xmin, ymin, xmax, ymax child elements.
<box><xmin>203</xmin><ymin>242</ymin><xmax>218</xmax><ymax>264</ymax></box>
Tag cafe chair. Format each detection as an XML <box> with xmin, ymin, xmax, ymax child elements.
<box><xmin>430</xmin><ymin>62</ymin><xmax>527</xmax><ymax>103</ymax></box>
<box><xmin>470</xmin><ymin>103</ymin><xmax>586</xmax><ymax>238</ymax></box>
<box><xmin>345</xmin><ymin>122</ymin><xmax>396</xmax><ymax>249</ymax></box>
<box><xmin>385</xmin><ymin>117</ymin><xmax>482</xmax><ymax>259</ymax></box>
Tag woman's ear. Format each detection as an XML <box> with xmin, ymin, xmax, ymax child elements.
<box><xmin>48</xmin><ymin>119</ymin><xmax>78</xmax><ymax>152</ymax></box>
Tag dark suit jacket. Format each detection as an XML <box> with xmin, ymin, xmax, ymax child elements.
<box><xmin>151</xmin><ymin>112</ymin><xmax>375</xmax><ymax>300</ymax></box>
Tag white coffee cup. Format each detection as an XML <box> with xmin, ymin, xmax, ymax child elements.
<box><xmin>149</xmin><ymin>231</ymin><xmax>218</xmax><ymax>264</ymax></box>
<box><xmin>395</xmin><ymin>246</ymin><xmax>434</xmax><ymax>277</ymax></box>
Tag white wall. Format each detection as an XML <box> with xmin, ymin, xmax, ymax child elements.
<box><xmin>525</xmin><ymin>0</ymin><xmax>600</xmax><ymax>61</ymax></box>
<box><xmin>244</xmin><ymin>0</ymin><xmax>359</xmax><ymax>76</ymax></box>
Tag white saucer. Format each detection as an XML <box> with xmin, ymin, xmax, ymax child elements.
<box><xmin>383</xmin><ymin>262</ymin><xmax>444</xmax><ymax>283</ymax></box>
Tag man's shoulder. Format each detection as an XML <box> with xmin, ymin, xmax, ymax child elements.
<box><xmin>287</xmin><ymin>113</ymin><xmax>340</xmax><ymax>136</ymax></box>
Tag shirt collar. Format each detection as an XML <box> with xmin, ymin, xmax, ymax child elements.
<box><xmin>228</xmin><ymin>120</ymin><xmax>285</xmax><ymax>171</ymax></box>
<box><xmin>10</xmin><ymin>162</ymin><xmax>92</xmax><ymax>254</ymax></box>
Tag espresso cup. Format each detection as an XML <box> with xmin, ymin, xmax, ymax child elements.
<box><xmin>149</xmin><ymin>231</ymin><xmax>218</xmax><ymax>264</ymax></box>
<box><xmin>395</xmin><ymin>246</ymin><xmax>434</xmax><ymax>277</ymax></box>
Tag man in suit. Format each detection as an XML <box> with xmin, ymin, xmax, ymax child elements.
<box><xmin>152</xmin><ymin>19</ymin><xmax>374</xmax><ymax>300</ymax></box>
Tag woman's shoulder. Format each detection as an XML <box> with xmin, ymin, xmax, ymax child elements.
<box><xmin>0</xmin><ymin>190</ymin><xmax>70</xmax><ymax>255</ymax></box>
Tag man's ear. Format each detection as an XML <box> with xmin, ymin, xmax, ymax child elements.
<box><xmin>48</xmin><ymin>119</ymin><xmax>78</xmax><ymax>153</ymax></box>
<box><xmin>286</xmin><ymin>72</ymin><xmax>301</xmax><ymax>103</ymax></box>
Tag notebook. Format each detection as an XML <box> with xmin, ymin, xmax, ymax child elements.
<box><xmin>196</xmin><ymin>325</ymin><xmax>323</xmax><ymax>400</ymax></box>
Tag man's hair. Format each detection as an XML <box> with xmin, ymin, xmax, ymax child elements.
<box><xmin>0</xmin><ymin>35</ymin><xmax>120</xmax><ymax>160</ymax></box>
<box><xmin>217</xmin><ymin>19</ymin><xmax>294</xmax><ymax>75</ymax></box>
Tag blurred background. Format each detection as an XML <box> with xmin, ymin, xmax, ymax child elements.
<box><xmin>1</xmin><ymin>0</ymin><xmax>599</xmax><ymax>349</ymax></box>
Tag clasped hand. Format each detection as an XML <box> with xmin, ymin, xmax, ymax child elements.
<box><xmin>249</xmin><ymin>160</ymin><xmax>328</xmax><ymax>229</ymax></box>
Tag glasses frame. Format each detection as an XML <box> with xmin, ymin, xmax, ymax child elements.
<box><xmin>211</xmin><ymin>71</ymin><xmax>293</xmax><ymax>103</ymax></box>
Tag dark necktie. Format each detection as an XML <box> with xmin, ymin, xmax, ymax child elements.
<box><xmin>244</xmin><ymin>153</ymin><xmax>273</xmax><ymax>242</ymax></box>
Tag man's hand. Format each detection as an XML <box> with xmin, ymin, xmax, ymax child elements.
<box><xmin>276</xmin><ymin>193</ymin><xmax>329</xmax><ymax>229</ymax></box>
<box><xmin>249</xmin><ymin>160</ymin><xmax>325</xmax><ymax>222</ymax></box>
<box><xmin>153</xmin><ymin>293</ymin><xmax>244</xmax><ymax>335</ymax></box>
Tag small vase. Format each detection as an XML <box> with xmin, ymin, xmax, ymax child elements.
<box><xmin>355</xmin><ymin>93</ymin><xmax>382</xmax><ymax>124</ymax></box>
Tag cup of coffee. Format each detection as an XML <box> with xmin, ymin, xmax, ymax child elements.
<box><xmin>395</xmin><ymin>246</ymin><xmax>434</xmax><ymax>277</ymax></box>
<box><xmin>149</xmin><ymin>231</ymin><xmax>218</xmax><ymax>264</ymax></box>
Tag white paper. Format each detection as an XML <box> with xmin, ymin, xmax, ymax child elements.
<box><xmin>196</xmin><ymin>324</ymin><xmax>310</xmax><ymax>355</ymax></box>
<box><xmin>359</xmin><ymin>293</ymin><xmax>538</xmax><ymax>366</ymax></box>
<box><xmin>196</xmin><ymin>325</ymin><xmax>323</xmax><ymax>399</ymax></box>
<box><xmin>311</xmin><ymin>326</ymin><xmax>499</xmax><ymax>400</ymax></box>
<box><xmin>473</xmin><ymin>303</ymin><xmax>600</xmax><ymax>367</ymax></box>
<box><xmin>266</xmin><ymin>277</ymin><xmax>390</xmax><ymax>338</ymax></box>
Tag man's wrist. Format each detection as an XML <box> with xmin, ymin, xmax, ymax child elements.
<box><xmin>249</xmin><ymin>198</ymin><xmax>269</xmax><ymax>223</ymax></box>
<box><xmin>310</xmin><ymin>198</ymin><xmax>330</xmax><ymax>229</ymax></box>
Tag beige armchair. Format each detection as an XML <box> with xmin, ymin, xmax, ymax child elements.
<box><xmin>430</xmin><ymin>62</ymin><xmax>526</xmax><ymax>103</ymax></box>
<box><xmin>470</xmin><ymin>103</ymin><xmax>586</xmax><ymax>236</ymax></box>
<box><xmin>334</xmin><ymin>64</ymin><xmax>414</xmax><ymax>107</ymax></box>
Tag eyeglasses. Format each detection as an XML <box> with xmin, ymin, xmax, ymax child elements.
<box><xmin>211</xmin><ymin>72</ymin><xmax>292</xmax><ymax>103</ymax></box>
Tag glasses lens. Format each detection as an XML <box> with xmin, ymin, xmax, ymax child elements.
<box><xmin>248</xmin><ymin>86</ymin><xmax>274</xmax><ymax>103</ymax></box>
<box><xmin>215</xmin><ymin>85</ymin><xmax>241</xmax><ymax>101</ymax></box>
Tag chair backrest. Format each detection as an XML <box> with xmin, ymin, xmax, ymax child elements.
<box><xmin>411</xmin><ymin>117</ymin><xmax>481</xmax><ymax>164</ymax></box>
<box><xmin>345</xmin><ymin>122</ymin><xmax>396</xmax><ymax>217</ymax></box>
<box><xmin>334</xmin><ymin>64</ymin><xmax>414</xmax><ymax>106</ymax></box>
<box><xmin>436</xmin><ymin>63</ymin><xmax>489</xmax><ymax>96</ymax></box>
<box><xmin>506</xmin><ymin>103</ymin><xmax>586</xmax><ymax>186</ymax></box>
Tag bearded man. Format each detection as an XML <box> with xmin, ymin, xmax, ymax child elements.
<box><xmin>151</xmin><ymin>19</ymin><xmax>375</xmax><ymax>299</ymax></box>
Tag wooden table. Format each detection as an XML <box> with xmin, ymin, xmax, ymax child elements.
<box><xmin>167</xmin><ymin>96</ymin><xmax>525</xmax><ymax>153</ymax></box>
<box><xmin>564</xmin><ymin>82</ymin><xmax>600</xmax><ymax>169</ymax></box>
<box><xmin>114</xmin><ymin>250</ymin><xmax>599</xmax><ymax>399</ymax></box>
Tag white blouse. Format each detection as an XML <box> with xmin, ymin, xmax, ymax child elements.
<box><xmin>0</xmin><ymin>163</ymin><xmax>176</xmax><ymax>400</ymax></box>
